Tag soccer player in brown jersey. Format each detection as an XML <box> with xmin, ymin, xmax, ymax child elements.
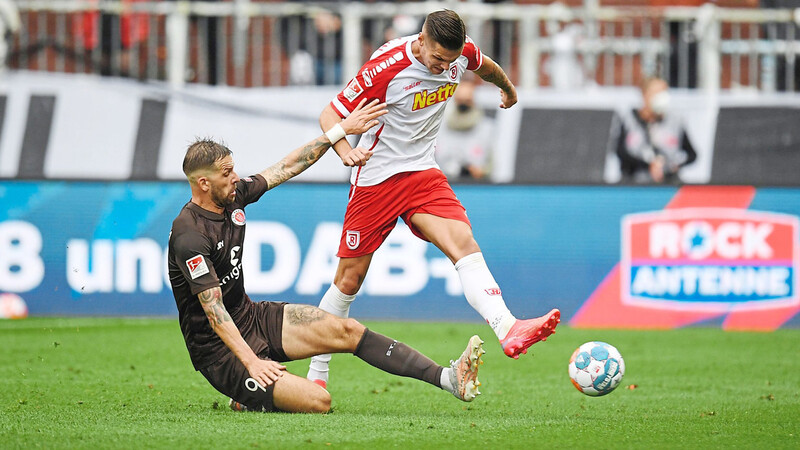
<box><xmin>167</xmin><ymin>99</ymin><xmax>484</xmax><ymax>413</ymax></box>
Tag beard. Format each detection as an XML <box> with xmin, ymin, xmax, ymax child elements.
<box><xmin>210</xmin><ymin>188</ymin><xmax>235</xmax><ymax>208</ymax></box>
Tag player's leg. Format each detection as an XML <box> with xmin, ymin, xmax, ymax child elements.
<box><xmin>307</xmin><ymin>254</ymin><xmax>373</xmax><ymax>386</ymax></box>
<box><xmin>410</xmin><ymin>213</ymin><xmax>560</xmax><ymax>359</ymax></box>
<box><xmin>308</xmin><ymin>177</ymin><xmax>404</xmax><ymax>386</ymax></box>
<box><xmin>284</xmin><ymin>304</ymin><xmax>483</xmax><ymax>401</ymax></box>
<box><xmin>200</xmin><ymin>348</ymin><xmax>331</xmax><ymax>414</ymax></box>
<box><xmin>333</xmin><ymin>253</ymin><xmax>374</xmax><ymax>295</ymax></box>
<box><xmin>272</xmin><ymin>372</ymin><xmax>331</xmax><ymax>413</ymax></box>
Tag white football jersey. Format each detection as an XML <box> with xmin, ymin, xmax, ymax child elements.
<box><xmin>331</xmin><ymin>34</ymin><xmax>483</xmax><ymax>186</ymax></box>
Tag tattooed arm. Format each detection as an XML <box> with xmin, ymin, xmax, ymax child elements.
<box><xmin>473</xmin><ymin>55</ymin><xmax>518</xmax><ymax>109</ymax></box>
<box><xmin>260</xmin><ymin>99</ymin><xmax>387</xmax><ymax>188</ymax></box>
<box><xmin>258</xmin><ymin>136</ymin><xmax>333</xmax><ymax>189</ymax></box>
<box><xmin>197</xmin><ymin>286</ymin><xmax>286</xmax><ymax>386</ymax></box>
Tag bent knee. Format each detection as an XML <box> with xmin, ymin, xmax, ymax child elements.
<box><xmin>309</xmin><ymin>389</ymin><xmax>332</xmax><ymax>413</ymax></box>
<box><xmin>328</xmin><ymin>317</ymin><xmax>365</xmax><ymax>351</ymax></box>
<box><xmin>342</xmin><ymin>318</ymin><xmax>365</xmax><ymax>341</ymax></box>
<box><xmin>334</xmin><ymin>277</ymin><xmax>361</xmax><ymax>296</ymax></box>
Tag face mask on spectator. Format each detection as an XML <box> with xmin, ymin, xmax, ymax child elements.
<box><xmin>650</xmin><ymin>91</ymin><xmax>670</xmax><ymax>116</ymax></box>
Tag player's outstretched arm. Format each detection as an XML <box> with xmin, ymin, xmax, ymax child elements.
<box><xmin>198</xmin><ymin>286</ymin><xmax>286</xmax><ymax>387</ymax></box>
<box><xmin>261</xmin><ymin>99</ymin><xmax>386</xmax><ymax>187</ymax></box>
<box><xmin>474</xmin><ymin>55</ymin><xmax>518</xmax><ymax>109</ymax></box>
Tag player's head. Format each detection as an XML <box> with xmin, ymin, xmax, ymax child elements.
<box><xmin>640</xmin><ymin>76</ymin><xmax>670</xmax><ymax>120</ymax></box>
<box><xmin>183</xmin><ymin>138</ymin><xmax>240</xmax><ymax>208</ymax></box>
<box><xmin>418</xmin><ymin>10</ymin><xmax>465</xmax><ymax>75</ymax></box>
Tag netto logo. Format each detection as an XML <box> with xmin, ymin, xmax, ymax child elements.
<box><xmin>412</xmin><ymin>83</ymin><xmax>458</xmax><ymax>111</ymax></box>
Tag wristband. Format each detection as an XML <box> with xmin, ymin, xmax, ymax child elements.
<box><xmin>325</xmin><ymin>123</ymin><xmax>347</xmax><ymax>145</ymax></box>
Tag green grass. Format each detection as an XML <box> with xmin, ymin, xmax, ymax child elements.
<box><xmin>1</xmin><ymin>318</ymin><xmax>798</xmax><ymax>449</ymax></box>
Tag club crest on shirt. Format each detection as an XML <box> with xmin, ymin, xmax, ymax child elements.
<box><xmin>343</xmin><ymin>78</ymin><xmax>364</xmax><ymax>102</ymax></box>
<box><xmin>449</xmin><ymin>65</ymin><xmax>458</xmax><ymax>81</ymax></box>
<box><xmin>186</xmin><ymin>255</ymin><xmax>210</xmax><ymax>279</ymax></box>
<box><xmin>231</xmin><ymin>209</ymin><xmax>246</xmax><ymax>226</ymax></box>
<box><xmin>346</xmin><ymin>230</ymin><xmax>361</xmax><ymax>250</ymax></box>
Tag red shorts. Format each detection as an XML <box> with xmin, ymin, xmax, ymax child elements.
<box><xmin>337</xmin><ymin>168</ymin><xmax>471</xmax><ymax>258</ymax></box>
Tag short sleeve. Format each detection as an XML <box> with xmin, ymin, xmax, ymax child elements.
<box><xmin>172</xmin><ymin>230</ymin><xmax>219</xmax><ymax>295</ymax></box>
<box><xmin>463</xmin><ymin>36</ymin><xmax>483</xmax><ymax>71</ymax></box>
<box><xmin>330</xmin><ymin>42</ymin><xmax>411</xmax><ymax>118</ymax></box>
<box><xmin>236</xmin><ymin>173</ymin><xmax>269</xmax><ymax>205</ymax></box>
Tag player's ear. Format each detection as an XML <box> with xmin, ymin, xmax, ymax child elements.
<box><xmin>196</xmin><ymin>175</ymin><xmax>210</xmax><ymax>192</ymax></box>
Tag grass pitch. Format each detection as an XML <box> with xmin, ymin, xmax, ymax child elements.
<box><xmin>1</xmin><ymin>317</ymin><xmax>798</xmax><ymax>449</ymax></box>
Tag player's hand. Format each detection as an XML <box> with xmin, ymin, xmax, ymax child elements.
<box><xmin>340</xmin><ymin>146</ymin><xmax>373</xmax><ymax>167</ymax></box>
<box><xmin>245</xmin><ymin>358</ymin><xmax>286</xmax><ymax>387</ymax></box>
<box><xmin>340</xmin><ymin>98</ymin><xmax>387</xmax><ymax>135</ymax></box>
<box><xmin>499</xmin><ymin>87</ymin><xmax>518</xmax><ymax>109</ymax></box>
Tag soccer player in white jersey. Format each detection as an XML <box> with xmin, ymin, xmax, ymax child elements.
<box><xmin>307</xmin><ymin>9</ymin><xmax>560</xmax><ymax>388</ymax></box>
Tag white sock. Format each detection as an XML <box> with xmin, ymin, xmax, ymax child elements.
<box><xmin>307</xmin><ymin>284</ymin><xmax>356</xmax><ymax>382</ymax></box>
<box><xmin>440</xmin><ymin>367</ymin><xmax>454</xmax><ymax>394</ymax></box>
<box><xmin>455</xmin><ymin>252</ymin><xmax>516</xmax><ymax>340</ymax></box>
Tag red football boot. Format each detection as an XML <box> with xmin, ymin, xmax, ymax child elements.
<box><xmin>500</xmin><ymin>308</ymin><xmax>561</xmax><ymax>359</ymax></box>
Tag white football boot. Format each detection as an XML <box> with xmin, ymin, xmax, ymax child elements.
<box><xmin>449</xmin><ymin>335</ymin><xmax>485</xmax><ymax>402</ymax></box>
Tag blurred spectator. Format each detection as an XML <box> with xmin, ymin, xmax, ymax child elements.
<box><xmin>608</xmin><ymin>77</ymin><xmax>697</xmax><ymax>184</ymax></box>
<box><xmin>0</xmin><ymin>0</ymin><xmax>20</xmax><ymax>74</ymax></box>
<box><xmin>435</xmin><ymin>79</ymin><xmax>495</xmax><ymax>181</ymax></box>
<box><xmin>546</xmin><ymin>20</ymin><xmax>586</xmax><ymax>91</ymax></box>
<box><xmin>281</xmin><ymin>1</ymin><xmax>343</xmax><ymax>86</ymax></box>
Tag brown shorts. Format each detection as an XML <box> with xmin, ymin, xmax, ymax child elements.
<box><xmin>199</xmin><ymin>301</ymin><xmax>288</xmax><ymax>412</ymax></box>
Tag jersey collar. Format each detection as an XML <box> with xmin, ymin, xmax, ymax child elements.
<box><xmin>186</xmin><ymin>201</ymin><xmax>226</xmax><ymax>221</ymax></box>
<box><xmin>406</xmin><ymin>36</ymin><xmax>427</xmax><ymax>71</ymax></box>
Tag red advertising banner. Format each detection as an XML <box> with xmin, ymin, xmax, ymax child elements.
<box><xmin>571</xmin><ymin>186</ymin><xmax>800</xmax><ymax>331</ymax></box>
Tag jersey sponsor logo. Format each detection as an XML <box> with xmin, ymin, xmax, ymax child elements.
<box><xmin>621</xmin><ymin>208</ymin><xmax>799</xmax><ymax>311</ymax></box>
<box><xmin>221</xmin><ymin>246</ymin><xmax>243</xmax><ymax>287</ymax></box>
<box><xmin>346</xmin><ymin>230</ymin><xmax>360</xmax><ymax>250</ymax></box>
<box><xmin>343</xmin><ymin>78</ymin><xmax>364</xmax><ymax>102</ymax></box>
<box><xmin>186</xmin><ymin>255</ymin><xmax>210</xmax><ymax>280</ymax></box>
<box><xmin>230</xmin><ymin>246</ymin><xmax>240</xmax><ymax>267</ymax></box>
<box><xmin>404</xmin><ymin>80</ymin><xmax>422</xmax><ymax>91</ymax></box>
<box><xmin>449</xmin><ymin>65</ymin><xmax>458</xmax><ymax>81</ymax></box>
<box><xmin>362</xmin><ymin>51</ymin><xmax>405</xmax><ymax>87</ymax></box>
<box><xmin>484</xmin><ymin>288</ymin><xmax>502</xmax><ymax>296</ymax></box>
<box><xmin>412</xmin><ymin>83</ymin><xmax>458</xmax><ymax>111</ymax></box>
<box><xmin>231</xmin><ymin>209</ymin><xmax>246</xmax><ymax>226</ymax></box>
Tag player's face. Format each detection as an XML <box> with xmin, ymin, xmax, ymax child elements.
<box><xmin>419</xmin><ymin>34</ymin><xmax>462</xmax><ymax>75</ymax></box>
<box><xmin>208</xmin><ymin>156</ymin><xmax>240</xmax><ymax>208</ymax></box>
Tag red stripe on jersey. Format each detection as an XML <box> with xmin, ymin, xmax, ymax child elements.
<box><xmin>463</xmin><ymin>37</ymin><xmax>483</xmax><ymax>71</ymax></box>
<box><xmin>351</xmin><ymin>123</ymin><xmax>385</xmax><ymax>194</ymax></box>
<box><xmin>334</xmin><ymin>42</ymin><xmax>412</xmax><ymax>115</ymax></box>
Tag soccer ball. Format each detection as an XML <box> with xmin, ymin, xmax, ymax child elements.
<box><xmin>0</xmin><ymin>293</ymin><xmax>29</xmax><ymax>319</ymax></box>
<box><xmin>568</xmin><ymin>341</ymin><xmax>625</xmax><ymax>396</ymax></box>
